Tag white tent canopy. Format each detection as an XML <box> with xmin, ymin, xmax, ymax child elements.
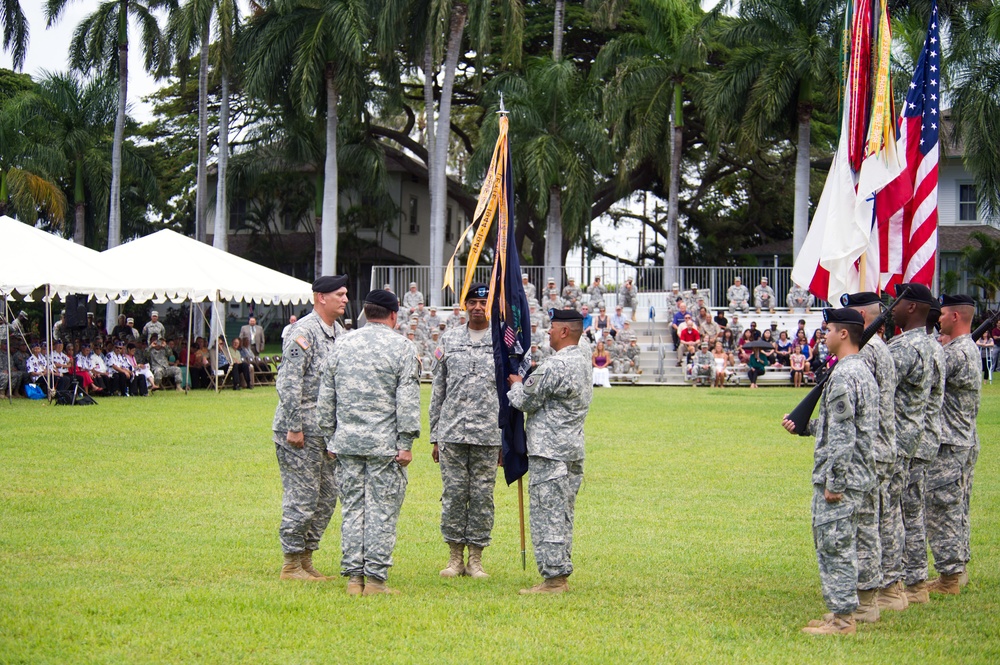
<box><xmin>0</xmin><ymin>215</ymin><xmax>121</xmax><ymax>301</ymax></box>
<box><xmin>102</xmin><ymin>229</ymin><xmax>313</xmax><ymax>305</ymax></box>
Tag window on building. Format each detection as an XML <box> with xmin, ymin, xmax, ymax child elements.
<box><xmin>959</xmin><ymin>184</ymin><xmax>978</xmax><ymax>222</ymax></box>
<box><xmin>446</xmin><ymin>206</ymin><xmax>454</xmax><ymax>242</ymax></box>
<box><xmin>282</xmin><ymin>210</ymin><xmax>298</xmax><ymax>232</ymax></box>
<box><xmin>229</xmin><ymin>198</ymin><xmax>248</xmax><ymax>231</ymax></box>
<box><xmin>409</xmin><ymin>196</ymin><xmax>419</xmax><ymax>234</ymax></box>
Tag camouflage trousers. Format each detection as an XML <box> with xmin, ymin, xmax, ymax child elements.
<box><xmin>811</xmin><ymin>486</ymin><xmax>861</xmax><ymax>615</ymax></box>
<box><xmin>880</xmin><ymin>456</ymin><xmax>907</xmax><ymax>587</ymax></box>
<box><xmin>274</xmin><ymin>434</ymin><xmax>338</xmax><ymax>554</ymax></box>
<box><xmin>528</xmin><ymin>456</ymin><xmax>584</xmax><ymax>579</ymax></box>
<box><xmin>439</xmin><ymin>442</ymin><xmax>500</xmax><ymax>548</ymax></box>
<box><xmin>856</xmin><ymin>463</ymin><xmax>890</xmax><ymax>590</ymax></box>
<box><xmin>338</xmin><ymin>455</ymin><xmax>407</xmax><ymax>582</ymax></box>
<box><xmin>964</xmin><ymin>444</ymin><xmax>979</xmax><ymax>565</ymax></box>
<box><xmin>153</xmin><ymin>365</ymin><xmax>183</xmax><ymax>386</ymax></box>
<box><xmin>926</xmin><ymin>445</ymin><xmax>973</xmax><ymax>576</ymax></box>
<box><xmin>903</xmin><ymin>457</ymin><xmax>931</xmax><ymax>585</ymax></box>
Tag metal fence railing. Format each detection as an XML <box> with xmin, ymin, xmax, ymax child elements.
<box><xmin>371</xmin><ymin>265</ymin><xmax>830</xmax><ymax>310</ymax></box>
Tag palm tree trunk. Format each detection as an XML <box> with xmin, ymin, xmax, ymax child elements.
<box><xmin>73</xmin><ymin>157</ymin><xmax>85</xmax><ymax>245</ymax></box>
<box><xmin>429</xmin><ymin>1</ymin><xmax>468</xmax><ymax>307</ymax></box>
<box><xmin>196</xmin><ymin>23</ymin><xmax>210</xmax><ymax>243</ymax></box>
<box><xmin>213</xmin><ymin>74</ymin><xmax>229</xmax><ymax>251</ymax></box>
<box><xmin>423</xmin><ymin>42</ymin><xmax>435</xmax><ymax>161</ymax></box>
<box><xmin>793</xmin><ymin>111</ymin><xmax>811</xmax><ymax>260</ymax></box>
<box><xmin>664</xmin><ymin>82</ymin><xmax>682</xmax><ymax>289</ymax></box>
<box><xmin>553</xmin><ymin>0</ymin><xmax>565</xmax><ymax>62</ymax></box>
<box><xmin>321</xmin><ymin>65</ymin><xmax>339</xmax><ymax>275</ymax></box>
<box><xmin>314</xmin><ymin>171</ymin><xmax>322</xmax><ymax>277</ymax></box>
<box><xmin>106</xmin><ymin>7</ymin><xmax>128</xmax><ymax>333</ymax></box>
<box><xmin>545</xmin><ymin>186</ymin><xmax>563</xmax><ymax>271</ymax></box>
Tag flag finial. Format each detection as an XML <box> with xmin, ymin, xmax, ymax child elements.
<box><xmin>498</xmin><ymin>92</ymin><xmax>508</xmax><ymax>115</ymax></box>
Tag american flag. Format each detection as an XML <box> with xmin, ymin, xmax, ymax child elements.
<box><xmin>875</xmin><ymin>2</ymin><xmax>940</xmax><ymax>291</ymax></box>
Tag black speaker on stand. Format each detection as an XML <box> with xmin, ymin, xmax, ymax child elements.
<box><xmin>64</xmin><ymin>294</ymin><xmax>89</xmax><ymax>329</ymax></box>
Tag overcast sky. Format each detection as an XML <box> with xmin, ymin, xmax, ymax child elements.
<box><xmin>0</xmin><ymin>3</ymin><xmax>171</xmax><ymax>121</ymax></box>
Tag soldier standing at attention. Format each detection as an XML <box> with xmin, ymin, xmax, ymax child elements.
<box><xmin>429</xmin><ymin>283</ymin><xmax>500</xmax><ymax>579</ymax></box>
<box><xmin>843</xmin><ymin>292</ymin><xmax>897</xmax><ymax>624</ymax></box>
<box><xmin>507</xmin><ymin>309</ymin><xmax>593</xmax><ymax>594</ymax></box>
<box><xmin>272</xmin><ymin>275</ymin><xmax>349</xmax><ymax>581</ymax></box>
<box><xmin>782</xmin><ymin>308</ymin><xmax>877</xmax><ymax>636</ymax></box>
<box><xmin>318</xmin><ymin>289</ymin><xmax>420</xmax><ymax>596</ymax></box>
<box><xmin>926</xmin><ymin>294</ymin><xmax>981</xmax><ymax>594</ymax></box>
<box><xmin>879</xmin><ymin>283</ymin><xmax>936</xmax><ymax>610</ymax></box>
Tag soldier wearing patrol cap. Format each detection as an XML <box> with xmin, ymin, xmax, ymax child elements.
<box><xmin>272</xmin><ymin>274</ymin><xmax>349</xmax><ymax>582</ymax></box>
<box><xmin>926</xmin><ymin>294</ymin><xmax>982</xmax><ymax>594</ymax></box>
<box><xmin>522</xmin><ymin>273</ymin><xmax>537</xmax><ymax>304</ymax></box>
<box><xmin>727</xmin><ymin>276</ymin><xmax>750</xmax><ymax>313</ymax></box>
<box><xmin>783</xmin><ymin>308</ymin><xmax>877</xmax><ymax>635</ymax></box>
<box><xmin>403</xmin><ymin>282</ymin><xmax>424</xmax><ymax>312</ymax></box>
<box><xmin>507</xmin><ymin>308</ymin><xmax>594</xmax><ymax>594</ymax></box>
<box><xmin>429</xmin><ymin>282</ymin><xmax>501</xmax><ymax>579</ymax></box>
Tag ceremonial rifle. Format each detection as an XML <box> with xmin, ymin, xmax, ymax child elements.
<box><xmin>787</xmin><ymin>286</ymin><xmax>911</xmax><ymax>436</ymax></box>
<box><xmin>972</xmin><ymin>308</ymin><xmax>1000</xmax><ymax>343</ymax></box>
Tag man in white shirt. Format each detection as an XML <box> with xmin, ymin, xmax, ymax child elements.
<box><xmin>281</xmin><ymin>315</ymin><xmax>298</xmax><ymax>340</ymax></box>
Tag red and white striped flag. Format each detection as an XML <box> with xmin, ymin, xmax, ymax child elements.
<box><xmin>874</xmin><ymin>2</ymin><xmax>941</xmax><ymax>291</ymax></box>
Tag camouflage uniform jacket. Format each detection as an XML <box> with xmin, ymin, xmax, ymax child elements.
<box><xmin>429</xmin><ymin>326</ymin><xmax>500</xmax><ymax>446</ymax></box>
<box><xmin>523</xmin><ymin>282</ymin><xmax>537</xmax><ymax>303</ymax></box>
<box><xmin>562</xmin><ymin>285</ymin><xmax>583</xmax><ymax>305</ymax></box>
<box><xmin>915</xmin><ymin>334</ymin><xmax>946</xmax><ymax>461</ymax></box>
<box><xmin>272</xmin><ymin>311</ymin><xmax>343</xmax><ymax>436</ymax></box>
<box><xmin>318</xmin><ymin>322</ymin><xmax>421</xmax><ymax>456</ymax></box>
<box><xmin>857</xmin><ymin>334</ymin><xmax>898</xmax><ymax>465</ymax></box>
<box><xmin>810</xmin><ymin>353</ymin><xmax>877</xmax><ymax>493</ymax></box>
<box><xmin>940</xmin><ymin>334</ymin><xmax>981</xmax><ymax>449</ymax></box>
<box><xmin>586</xmin><ymin>285</ymin><xmax>605</xmax><ymax>304</ymax></box>
<box><xmin>149</xmin><ymin>346</ymin><xmax>171</xmax><ymax>373</ymax></box>
<box><xmin>887</xmin><ymin>327</ymin><xmax>935</xmax><ymax>458</ymax></box>
<box><xmin>507</xmin><ymin>344</ymin><xmax>593</xmax><ymax>462</ymax></box>
<box><xmin>402</xmin><ymin>291</ymin><xmax>424</xmax><ymax>310</ymax></box>
<box><xmin>787</xmin><ymin>285</ymin><xmax>814</xmax><ymax>309</ymax></box>
<box><xmin>727</xmin><ymin>284</ymin><xmax>750</xmax><ymax>307</ymax></box>
<box><xmin>617</xmin><ymin>284</ymin><xmax>638</xmax><ymax>305</ymax></box>
<box><xmin>753</xmin><ymin>284</ymin><xmax>776</xmax><ymax>308</ymax></box>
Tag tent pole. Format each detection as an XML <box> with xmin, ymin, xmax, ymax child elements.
<box><xmin>4</xmin><ymin>290</ymin><xmax>11</xmax><ymax>404</ymax></box>
<box><xmin>186</xmin><ymin>300</ymin><xmax>194</xmax><ymax>394</ymax></box>
<box><xmin>45</xmin><ymin>285</ymin><xmax>53</xmax><ymax>403</ymax></box>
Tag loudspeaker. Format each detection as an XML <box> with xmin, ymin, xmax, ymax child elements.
<box><xmin>64</xmin><ymin>294</ymin><xmax>88</xmax><ymax>328</ymax></box>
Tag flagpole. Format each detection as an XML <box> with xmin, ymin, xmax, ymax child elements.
<box><xmin>517</xmin><ymin>476</ymin><xmax>526</xmax><ymax>570</ymax></box>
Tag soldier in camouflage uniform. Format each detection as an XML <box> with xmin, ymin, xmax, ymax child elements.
<box><xmin>562</xmin><ymin>277</ymin><xmax>584</xmax><ymax>310</ymax></box>
<box><xmin>522</xmin><ymin>273</ymin><xmax>537</xmax><ymax>305</ymax></box>
<box><xmin>754</xmin><ymin>277</ymin><xmax>776</xmax><ymax>313</ymax></box>
<box><xmin>727</xmin><ymin>277</ymin><xmax>750</xmax><ymax>313</ymax></box>
<box><xmin>625</xmin><ymin>339</ymin><xmax>641</xmax><ymax>374</ymax></box>
<box><xmin>149</xmin><ymin>336</ymin><xmax>184</xmax><ymax>391</ymax></box>
<box><xmin>788</xmin><ymin>284</ymin><xmax>814</xmax><ymax>313</ymax></box>
<box><xmin>901</xmin><ymin>303</ymin><xmax>946</xmax><ymax>602</ymax></box>
<box><xmin>783</xmin><ymin>308</ymin><xmax>877</xmax><ymax>636</ymax></box>
<box><xmin>272</xmin><ymin>275</ymin><xmax>349</xmax><ymax>582</ymax></box>
<box><xmin>402</xmin><ymin>282</ymin><xmax>424</xmax><ymax>312</ymax></box>
<box><xmin>926</xmin><ymin>294</ymin><xmax>982</xmax><ymax>594</ymax></box>
<box><xmin>507</xmin><ymin>309</ymin><xmax>593</xmax><ymax>594</ymax></box>
<box><xmin>692</xmin><ymin>342</ymin><xmax>714</xmax><ymax>385</ymax></box>
<box><xmin>429</xmin><ymin>283</ymin><xmax>501</xmax><ymax>579</ymax></box>
<box><xmin>318</xmin><ymin>289</ymin><xmax>421</xmax><ymax>595</ymax></box>
<box><xmin>617</xmin><ymin>278</ymin><xmax>639</xmax><ymax>320</ymax></box>
<box><xmin>880</xmin><ymin>283</ymin><xmax>936</xmax><ymax>610</ymax></box>
<box><xmin>844</xmin><ymin>292</ymin><xmax>897</xmax><ymax>622</ymax></box>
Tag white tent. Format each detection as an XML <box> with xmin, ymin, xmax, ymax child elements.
<box><xmin>0</xmin><ymin>215</ymin><xmax>121</xmax><ymax>301</ymax></box>
<box><xmin>102</xmin><ymin>229</ymin><xmax>312</xmax><ymax>304</ymax></box>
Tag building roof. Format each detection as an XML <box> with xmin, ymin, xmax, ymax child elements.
<box><xmin>937</xmin><ymin>224</ymin><xmax>1000</xmax><ymax>252</ymax></box>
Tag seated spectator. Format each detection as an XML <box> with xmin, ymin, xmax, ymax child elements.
<box><xmin>240</xmin><ymin>335</ymin><xmax>270</xmax><ymax>375</ymax></box>
<box><xmin>691</xmin><ymin>341</ymin><xmax>713</xmax><ymax>386</ymax></box>
<box><xmin>231</xmin><ymin>337</ymin><xmax>254</xmax><ymax>390</ymax></box>
<box><xmin>670</xmin><ymin>300</ymin><xmax>688</xmax><ymax>350</ymax></box>
<box><xmin>110</xmin><ymin>315</ymin><xmax>130</xmax><ymax>342</ymax></box>
<box><xmin>720</xmin><ymin>329</ymin><xmax>738</xmax><ymax>364</ymax></box>
<box><xmin>776</xmin><ymin>330</ymin><xmax>793</xmax><ymax>366</ymax></box>
<box><xmin>794</xmin><ymin>329</ymin><xmax>810</xmax><ymax>351</ymax></box>
<box><xmin>25</xmin><ymin>341</ymin><xmax>50</xmax><ymax>395</ymax></box>
<box><xmin>123</xmin><ymin>317</ymin><xmax>140</xmax><ymax>342</ymax></box>
<box><xmin>0</xmin><ymin>339</ymin><xmax>25</xmax><ymax>396</ymax></box>
<box><xmin>677</xmin><ymin>316</ymin><xmax>700</xmax><ymax>366</ymax></box>
<box><xmin>697</xmin><ymin>307</ymin><xmax>719</xmax><ymax>346</ymax></box>
<box><xmin>592</xmin><ymin>341</ymin><xmax>612</xmax><ymax>388</ymax></box>
<box><xmin>580</xmin><ymin>305</ymin><xmax>594</xmax><ymax>340</ymax></box>
<box><xmin>209</xmin><ymin>335</ymin><xmax>238</xmax><ymax>389</ymax></box>
<box><xmin>746</xmin><ymin>347</ymin><xmax>771</xmax><ymax>389</ymax></box>
<box><xmin>790</xmin><ymin>344</ymin><xmax>807</xmax><ymax>387</ymax></box>
<box><xmin>747</xmin><ymin>321</ymin><xmax>761</xmax><ymax>341</ymax></box>
<box><xmin>810</xmin><ymin>332</ymin><xmax>830</xmax><ymax>380</ymax></box>
<box><xmin>150</xmin><ymin>336</ymin><xmax>185</xmax><ymax>391</ymax></box>
<box><xmin>48</xmin><ymin>340</ymin><xmax>72</xmax><ymax>391</ymax></box>
<box><xmin>610</xmin><ymin>305</ymin><xmax>627</xmax><ymax>333</ymax></box>
<box><xmin>63</xmin><ymin>344</ymin><xmax>99</xmax><ymax>394</ymax></box>
<box><xmin>618</xmin><ymin>321</ymin><xmax>636</xmax><ymax>344</ymax></box>
<box><xmin>712</xmin><ymin>340</ymin><xmax>731</xmax><ymax>388</ymax></box>
<box><xmin>594</xmin><ymin>304</ymin><xmax>614</xmax><ymax>340</ymax></box>
<box><xmin>125</xmin><ymin>343</ymin><xmax>151</xmax><ymax>395</ymax></box>
<box><xmin>759</xmin><ymin>329</ymin><xmax>778</xmax><ymax>365</ymax></box>
<box><xmin>738</xmin><ymin>329</ymin><xmax>755</xmax><ymax>363</ymax></box>
<box><xmin>77</xmin><ymin>342</ymin><xmax>109</xmax><ymax>394</ymax></box>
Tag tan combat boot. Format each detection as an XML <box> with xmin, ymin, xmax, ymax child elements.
<box><xmin>927</xmin><ymin>573</ymin><xmax>961</xmax><ymax>595</ymax></box>
<box><xmin>519</xmin><ymin>576</ymin><xmax>569</xmax><ymax>595</ymax></box>
<box><xmin>466</xmin><ymin>545</ymin><xmax>489</xmax><ymax>579</ymax></box>
<box><xmin>299</xmin><ymin>550</ymin><xmax>331</xmax><ymax>580</ymax></box>
<box><xmin>806</xmin><ymin>589</ymin><xmax>880</xmax><ymax>628</ymax></box>
<box><xmin>876</xmin><ymin>580</ymin><xmax>909</xmax><ymax>611</ymax></box>
<box><xmin>363</xmin><ymin>578</ymin><xmax>401</xmax><ymax>596</ymax></box>
<box><xmin>958</xmin><ymin>570</ymin><xmax>969</xmax><ymax>587</ymax></box>
<box><xmin>346</xmin><ymin>575</ymin><xmax>365</xmax><ymax>596</ymax></box>
<box><xmin>905</xmin><ymin>581</ymin><xmax>930</xmax><ymax>604</ymax></box>
<box><xmin>440</xmin><ymin>542</ymin><xmax>466</xmax><ymax>578</ymax></box>
<box><xmin>801</xmin><ymin>614</ymin><xmax>856</xmax><ymax>636</ymax></box>
<box><xmin>279</xmin><ymin>553</ymin><xmax>319</xmax><ymax>581</ymax></box>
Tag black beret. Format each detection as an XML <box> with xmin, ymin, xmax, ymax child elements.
<box><xmin>939</xmin><ymin>293</ymin><xmax>975</xmax><ymax>307</ymax></box>
<box><xmin>363</xmin><ymin>289</ymin><xmax>399</xmax><ymax>312</ymax></box>
<box><xmin>894</xmin><ymin>282</ymin><xmax>936</xmax><ymax>306</ymax></box>
<box><xmin>312</xmin><ymin>275</ymin><xmax>349</xmax><ymax>293</ymax></box>
<box><xmin>550</xmin><ymin>309</ymin><xmax>583</xmax><ymax>322</ymax></box>
<box><xmin>467</xmin><ymin>283</ymin><xmax>489</xmax><ymax>300</ymax></box>
<box><xmin>841</xmin><ymin>292</ymin><xmax>881</xmax><ymax>307</ymax></box>
<box><xmin>823</xmin><ymin>307</ymin><xmax>865</xmax><ymax>326</ymax></box>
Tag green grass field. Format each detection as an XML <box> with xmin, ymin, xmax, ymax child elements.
<box><xmin>1</xmin><ymin>384</ymin><xmax>997</xmax><ymax>664</ymax></box>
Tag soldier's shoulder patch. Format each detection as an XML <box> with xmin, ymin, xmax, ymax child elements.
<box><xmin>434</xmin><ymin>346</ymin><xmax>445</xmax><ymax>361</ymax></box>
<box><xmin>295</xmin><ymin>335</ymin><xmax>310</xmax><ymax>350</ymax></box>
<box><xmin>524</xmin><ymin>375</ymin><xmax>536</xmax><ymax>388</ymax></box>
<box><xmin>287</xmin><ymin>346</ymin><xmax>303</xmax><ymax>359</ymax></box>
<box><xmin>835</xmin><ymin>399</ymin><xmax>847</xmax><ymax>415</ymax></box>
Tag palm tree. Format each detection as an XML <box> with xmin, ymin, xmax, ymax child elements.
<box><xmin>964</xmin><ymin>230</ymin><xmax>1000</xmax><ymax>305</ymax></box>
<box><xmin>242</xmin><ymin>0</ymin><xmax>367</xmax><ymax>277</ymax></box>
<box><xmin>2</xmin><ymin>0</ymin><xmax>29</xmax><ymax>70</ymax></box>
<box><xmin>701</xmin><ymin>0</ymin><xmax>841</xmax><ymax>260</ymax></box>
<box><xmin>11</xmin><ymin>71</ymin><xmax>117</xmax><ymax>245</ymax></box>
<box><xmin>597</xmin><ymin>0</ymin><xmax>705</xmax><ymax>285</ymax></box>
<box><xmin>0</xmin><ymin>102</ymin><xmax>67</xmax><ymax>224</ymax></box>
